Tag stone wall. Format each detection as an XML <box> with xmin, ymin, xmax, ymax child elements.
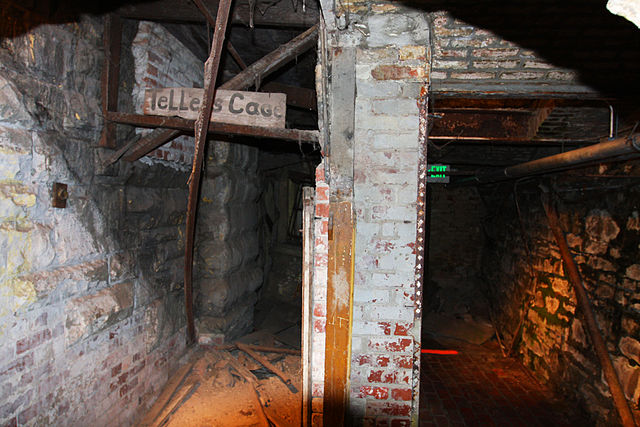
<box><xmin>0</xmin><ymin>17</ymin><xmax>190</xmax><ymax>426</ymax></box>
<box><xmin>194</xmin><ymin>140</ymin><xmax>263</xmax><ymax>343</ymax></box>
<box><xmin>481</xmin><ymin>166</ymin><xmax>640</xmax><ymax>424</ymax></box>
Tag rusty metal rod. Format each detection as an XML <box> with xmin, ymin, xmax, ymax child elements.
<box><xmin>475</xmin><ymin>134</ymin><xmax>640</xmax><ymax>182</ymax></box>
<box><xmin>184</xmin><ymin>0</ymin><xmax>233</xmax><ymax>345</ymax></box>
<box><xmin>541</xmin><ymin>189</ymin><xmax>636</xmax><ymax>427</ymax></box>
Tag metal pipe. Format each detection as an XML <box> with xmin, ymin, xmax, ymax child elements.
<box><xmin>475</xmin><ymin>134</ymin><xmax>640</xmax><ymax>183</ymax></box>
<box><xmin>541</xmin><ymin>189</ymin><xmax>636</xmax><ymax>427</ymax></box>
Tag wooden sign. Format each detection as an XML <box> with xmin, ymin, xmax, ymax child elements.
<box><xmin>143</xmin><ymin>88</ymin><xmax>286</xmax><ymax>128</ymax></box>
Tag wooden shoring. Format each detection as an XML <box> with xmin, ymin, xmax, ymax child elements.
<box><xmin>106</xmin><ymin>111</ymin><xmax>319</xmax><ymax>143</ymax></box>
<box><xmin>184</xmin><ymin>0</ymin><xmax>233</xmax><ymax>345</ymax></box>
<box><xmin>100</xmin><ymin>14</ymin><xmax>122</xmax><ymax>148</ymax></box>
<box><xmin>221</xmin><ymin>24</ymin><xmax>318</xmax><ymax>90</ymax></box>
<box><xmin>323</xmin><ymin>201</ymin><xmax>355</xmax><ymax>426</ymax></box>
<box><xmin>541</xmin><ymin>189</ymin><xmax>636</xmax><ymax>427</ymax></box>
<box><xmin>122</xmin><ymin>129</ymin><xmax>183</xmax><ymax>162</ymax></box>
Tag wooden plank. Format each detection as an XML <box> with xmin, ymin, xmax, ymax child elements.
<box><xmin>301</xmin><ymin>186</ymin><xmax>315</xmax><ymax>427</ymax></box>
<box><xmin>236</xmin><ymin>342</ymin><xmax>299</xmax><ymax>393</ymax></box>
<box><xmin>322</xmin><ymin>45</ymin><xmax>357</xmax><ymax>427</ymax></box>
<box><xmin>143</xmin><ymin>88</ymin><xmax>286</xmax><ymax>128</ymax></box>
<box><xmin>213</xmin><ymin>343</ymin><xmax>301</xmax><ymax>355</ymax></box>
<box><xmin>99</xmin><ymin>14</ymin><xmax>122</xmax><ymax>148</ymax></box>
<box><xmin>324</xmin><ymin>201</ymin><xmax>355</xmax><ymax>426</ymax></box>
<box><xmin>105</xmin><ymin>111</ymin><xmax>320</xmax><ymax>143</ymax></box>
<box><xmin>122</xmin><ymin>128</ymin><xmax>183</xmax><ymax>162</ymax></box>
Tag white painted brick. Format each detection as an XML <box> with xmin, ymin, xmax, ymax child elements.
<box><xmin>354</xmin><ymin>288</ymin><xmax>389</xmax><ymax>303</ymax></box>
<box><xmin>363</xmin><ymin>305</ymin><xmax>415</xmax><ymax>322</ymax></box>
<box><xmin>352</xmin><ymin>320</ymin><xmax>391</xmax><ymax>335</ymax></box>
<box><xmin>371</xmin><ymin>131</ymin><xmax>419</xmax><ymax>151</ymax></box>
<box><xmin>381</xmin><ymin>222</ymin><xmax>397</xmax><ymax>237</ymax></box>
<box><xmin>371</xmin><ymin>205</ymin><xmax>416</xmax><ymax>221</ymax></box>
<box><xmin>356</xmin><ymin>80</ymin><xmax>402</xmax><ymax>98</ymax></box>
<box><xmin>355</xmin><ymin>115</ymin><xmax>418</xmax><ymax>132</ymax></box>
<box><xmin>372</xmin><ymin>99</ymin><xmax>418</xmax><ymax>116</ymax></box>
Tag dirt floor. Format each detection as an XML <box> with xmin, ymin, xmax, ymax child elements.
<box><xmin>138</xmin><ymin>343</ymin><xmax>302</xmax><ymax>427</ymax></box>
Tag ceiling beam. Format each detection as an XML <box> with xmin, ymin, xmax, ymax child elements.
<box><xmin>117</xmin><ymin>0</ymin><xmax>318</xmax><ymax>28</ymax></box>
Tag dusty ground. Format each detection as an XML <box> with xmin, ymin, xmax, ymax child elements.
<box><xmin>139</xmin><ymin>346</ymin><xmax>302</xmax><ymax>427</ymax></box>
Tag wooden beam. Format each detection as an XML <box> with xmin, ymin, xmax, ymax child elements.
<box><xmin>324</xmin><ymin>201</ymin><xmax>355</xmax><ymax>426</ymax></box>
<box><xmin>117</xmin><ymin>0</ymin><xmax>319</xmax><ymax>28</ymax></box>
<box><xmin>122</xmin><ymin>128</ymin><xmax>183</xmax><ymax>162</ymax></box>
<box><xmin>262</xmin><ymin>82</ymin><xmax>317</xmax><ymax>111</ymax></box>
<box><xmin>184</xmin><ymin>0</ymin><xmax>233</xmax><ymax>344</ymax></box>
<box><xmin>105</xmin><ymin>111</ymin><xmax>319</xmax><ymax>143</ymax></box>
<box><xmin>221</xmin><ymin>24</ymin><xmax>318</xmax><ymax>90</ymax></box>
<box><xmin>100</xmin><ymin>14</ymin><xmax>122</xmax><ymax>148</ymax></box>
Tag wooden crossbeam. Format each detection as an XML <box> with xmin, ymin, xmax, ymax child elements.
<box><xmin>122</xmin><ymin>129</ymin><xmax>183</xmax><ymax>162</ymax></box>
<box><xmin>106</xmin><ymin>111</ymin><xmax>319</xmax><ymax>143</ymax></box>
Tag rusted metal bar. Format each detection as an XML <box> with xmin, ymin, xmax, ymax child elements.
<box><xmin>100</xmin><ymin>14</ymin><xmax>122</xmax><ymax>148</ymax></box>
<box><xmin>428</xmin><ymin>135</ymin><xmax>595</xmax><ymax>147</ymax></box>
<box><xmin>184</xmin><ymin>0</ymin><xmax>233</xmax><ymax>345</ymax></box>
<box><xmin>236</xmin><ymin>342</ymin><xmax>299</xmax><ymax>393</ymax></box>
<box><xmin>105</xmin><ymin>111</ymin><xmax>319</xmax><ymax>143</ymax></box>
<box><xmin>475</xmin><ymin>134</ymin><xmax>640</xmax><ymax>182</ymax></box>
<box><xmin>221</xmin><ymin>24</ymin><xmax>318</xmax><ymax>90</ymax></box>
<box><xmin>262</xmin><ymin>82</ymin><xmax>317</xmax><ymax>110</ymax></box>
<box><xmin>122</xmin><ymin>128</ymin><xmax>183</xmax><ymax>162</ymax></box>
<box><xmin>541</xmin><ymin>189</ymin><xmax>636</xmax><ymax>427</ymax></box>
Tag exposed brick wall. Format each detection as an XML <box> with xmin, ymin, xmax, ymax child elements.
<box><xmin>311</xmin><ymin>161</ymin><xmax>329</xmax><ymax>426</ymax></box>
<box><xmin>0</xmin><ymin>17</ymin><xmax>189</xmax><ymax>426</ymax></box>
<box><xmin>481</xmin><ymin>167</ymin><xmax>640</xmax><ymax>424</ymax></box>
<box><xmin>316</xmin><ymin>3</ymin><xmax>428</xmax><ymax>425</ymax></box>
<box><xmin>429</xmin><ymin>11</ymin><xmax>594</xmax><ymax>95</ymax></box>
<box><xmin>132</xmin><ymin>21</ymin><xmax>201</xmax><ymax>167</ymax></box>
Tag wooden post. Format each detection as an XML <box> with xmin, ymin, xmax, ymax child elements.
<box><xmin>100</xmin><ymin>14</ymin><xmax>122</xmax><ymax>148</ymax></box>
<box><xmin>541</xmin><ymin>189</ymin><xmax>636</xmax><ymax>427</ymax></box>
<box><xmin>302</xmin><ymin>186</ymin><xmax>315</xmax><ymax>427</ymax></box>
<box><xmin>324</xmin><ymin>201</ymin><xmax>355</xmax><ymax>426</ymax></box>
<box><xmin>184</xmin><ymin>0</ymin><xmax>233</xmax><ymax>345</ymax></box>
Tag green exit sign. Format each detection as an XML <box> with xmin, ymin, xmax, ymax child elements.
<box><xmin>427</xmin><ymin>164</ymin><xmax>450</xmax><ymax>183</ymax></box>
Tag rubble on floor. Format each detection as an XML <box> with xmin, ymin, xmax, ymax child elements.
<box><xmin>138</xmin><ymin>334</ymin><xmax>302</xmax><ymax>427</ymax></box>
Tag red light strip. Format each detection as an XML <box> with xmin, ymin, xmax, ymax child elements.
<box><xmin>421</xmin><ymin>349</ymin><xmax>459</xmax><ymax>355</ymax></box>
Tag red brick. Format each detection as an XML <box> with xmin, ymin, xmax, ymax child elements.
<box><xmin>315</xmin><ymin>253</ymin><xmax>328</xmax><ymax>267</ymax></box>
<box><xmin>314</xmin><ymin>319</ymin><xmax>326</xmax><ymax>333</ymax></box>
<box><xmin>376</xmin><ymin>418</ymin><xmax>390</xmax><ymax>427</ymax></box>
<box><xmin>315</xmin><ymin>202</ymin><xmax>329</xmax><ymax>218</ymax></box>
<box><xmin>368</xmin><ymin>369</ymin><xmax>383</xmax><ymax>383</ymax></box>
<box><xmin>313</xmin><ymin>303</ymin><xmax>326</xmax><ymax>317</ymax></box>
<box><xmin>16</xmin><ymin>329</ymin><xmax>52</xmax><ymax>354</ymax></box>
<box><xmin>147</xmin><ymin>64</ymin><xmax>158</xmax><ymax>77</ymax></box>
<box><xmin>148</xmin><ymin>51</ymin><xmax>162</xmax><ymax>64</ymax></box>
<box><xmin>0</xmin><ymin>354</ymin><xmax>33</xmax><ymax>376</ymax></box>
<box><xmin>371</xmin><ymin>65</ymin><xmax>426</xmax><ymax>80</ymax></box>
<box><xmin>360</xmin><ymin>386</ymin><xmax>389</xmax><ymax>400</ymax></box>
<box><xmin>394</xmin><ymin>356</ymin><xmax>412</xmax><ymax>369</ymax></box>
<box><xmin>111</xmin><ymin>363</ymin><xmax>122</xmax><ymax>377</ymax></box>
<box><xmin>312</xmin><ymin>382</ymin><xmax>324</xmax><ymax>397</ymax></box>
<box><xmin>394</xmin><ymin>323</ymin><xmax>412</xmax><ymax>336</ymax></box>
<box><xmin>376</xmin><ymin>356</ymin><xmax>390</xmax><ymax>367</ymax></box>
<box><xmin>316</xmin><ymin>185</ymin><xmax>329</xmax><ymax>202</ymax></box>
<box><xmin>368</xmin><ymin>338</ymin><xmax>413</xmax><ymax>352</ymax></box>
<box><xmin>390</xmin><ymin>418</ymin><xmax>411</xmax><ymax>427</ymax></box>
<box><xmin>391</xmin><ymin>388</ymin><xmax>412</xmax><ymax>401</ymax></box>
<box><xmin>3</xmin><ymin>417</ymin><xmax>17</xmax><ymax>427</ymax></box>
<box><xmin>367</xmin><ymin>401</ymin><xmax>412</xmax><ymax>417</ymax></box>
<box><xmin>357</xmin><ymin>354</ymin><xmax>372</xmax><ymax>365</ymax></box>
